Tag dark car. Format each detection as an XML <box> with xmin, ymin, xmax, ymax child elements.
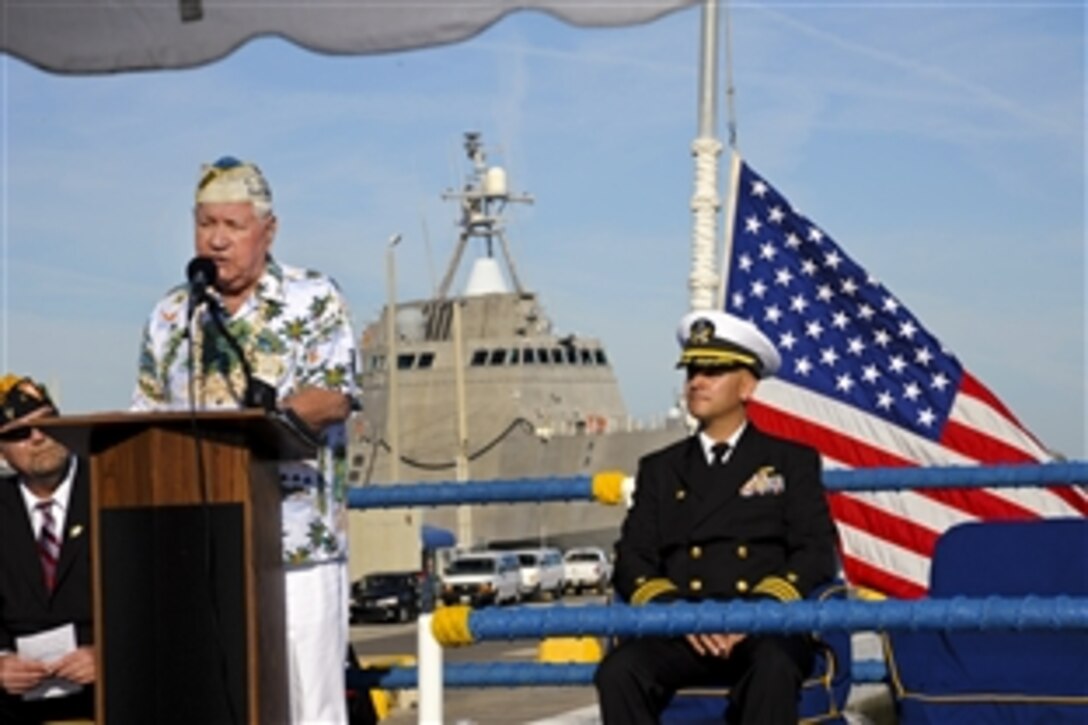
<box><xmin>350</xmin><ymin>570</ymin><xmax>422</xmax><ymax>624</ymax></box>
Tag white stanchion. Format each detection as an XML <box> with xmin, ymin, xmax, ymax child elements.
<box><xmin>417</xmin><ymin>612</ymin><xmax>443</xmax><ymax>724</ymax></box>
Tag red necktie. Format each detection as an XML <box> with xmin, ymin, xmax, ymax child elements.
<box><xmin>36</xmin><ymin>500</ymin><xmax>59</xmax><ymax>592</ymax></box>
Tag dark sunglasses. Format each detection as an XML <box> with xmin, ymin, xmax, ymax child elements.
<box><xmin>0</xmin><ymin>425</ymin><xmax>36</xmax><ymax>443</ymax></box>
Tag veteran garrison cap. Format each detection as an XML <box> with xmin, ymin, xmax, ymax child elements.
<box><xmin>0</xmin><ymin>374</ymin><xmax>57</xmax><ymax>428</ymax></box>
<box><xmin>195</xmin><ymin>156</ymin><xmax>273</xmax><ymax>214</ymax></box>
<box><xmin>676</xmin><ymin>310</ymin><xmax>781</xmax><ymax>378</ymax></box>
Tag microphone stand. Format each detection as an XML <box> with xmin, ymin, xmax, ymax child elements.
<box><xmin>190</xmin><ymin>293</ymin><xmax>322</xmax><ymax>447</ymax></box>
<box><xmin>201</xmin><ymin>298</ymin><xmax>279</xmax><ymax>411</ymax></box>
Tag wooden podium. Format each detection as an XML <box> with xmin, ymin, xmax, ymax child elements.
<box><xmin>41</xmin><ymin>410</ymin><xmax>314</xmax><ymax>725</ymax></box>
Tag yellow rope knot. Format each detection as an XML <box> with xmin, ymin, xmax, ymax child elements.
<box><xmin>592</xmin><ymin>470</ymin><xmax>629</xmax><ymax>505</ymax></box>
<box><xmin>431</xmin><ymin>605</ymin><xmax>475</xmax><ymax>647</ymax></box>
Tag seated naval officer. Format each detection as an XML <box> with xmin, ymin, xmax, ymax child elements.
<box><xmin>0</xmin><ymin>375</ymin><xmax>95</xmax><ymax>724</ymax></box>
<box><xmin>593</xmin><ymin>310</ymin><xmax>838</xmax><ymax>724</ymax></box>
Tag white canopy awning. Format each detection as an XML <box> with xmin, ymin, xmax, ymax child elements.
<box><xmin>2</xmin><ymin>0</ymin><xmax>698</xmax><ymax>74</ymax></box>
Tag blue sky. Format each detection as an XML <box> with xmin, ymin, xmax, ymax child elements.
<box><xmin>1</xmin><ymin>3</ymin><xmax>1084</xmax><ymax>457</ymax></box>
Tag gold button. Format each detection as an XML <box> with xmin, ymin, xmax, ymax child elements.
<box><xmin>736</xmin><ymin>545</ymin><xmax>748</xmax><ymax>559</ymax></box>
<box><xmin>735</xmin><ymin>579</ymin><xmax>749</xmax><ymax>593</ymax></box>
<box><xmin>676</xmin><ymin>489</ymin><xmax>687</xmax><ymax>500</ymax></box>
<box><xmin>690</xmin><ymin>545</ymin><xmax>702</xmax><ymax>559</ymax></box>
<box><xmin>690</xmin><ymin>579</ymin><xmax>703</xmax><ymax>592</ymax></box>
<box><xmin>787</xmin><ymin>572</ymin><xmax>799</xmax><ymax>583</ymax></box>
<box><xmin>635</xmin><ymin>576</ymin><xmax>647</xmax><ymax>586</ymax></box>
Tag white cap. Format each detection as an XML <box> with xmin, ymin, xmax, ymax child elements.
<box><xmin>675</xmin><ymin>310</ymin><xmax>780</xmax><ymax>378</ymax></box>
<box><xmin>195</xmin><ymin>156</ymin><xmax>272</xmax><ymax>215</ymax></box>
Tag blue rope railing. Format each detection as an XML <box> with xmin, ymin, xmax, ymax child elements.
<box><xmin>348</xmin><ymin>660</ymin><xmax>890</xmax><ymax>690</ymax></box>
<box><xmin>457</xmin><ymin>597</ymin><xmax>1088</xmax><ymax>640</ymax></box>
<box><xmin>346</xmin><ymin>462</ymin><xmax>1088</xmax><ymax>509</ymax></box>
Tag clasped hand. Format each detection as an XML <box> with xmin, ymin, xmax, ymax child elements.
<box><xmin>686</xmin><ymin>632</ymin><xmax>746</xmax><ymax>659</ymax></box>
<box><xmin>0</xmin><ymin>646</ymin><xmax>95</xmax><ymax>694</ymax></box>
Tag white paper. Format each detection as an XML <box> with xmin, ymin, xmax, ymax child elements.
<box><xmin>15</xmin><ymin>624</ymin><xmax>83</xmax><ymax>700</ymax></box>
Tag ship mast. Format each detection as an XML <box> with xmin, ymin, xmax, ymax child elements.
<box><xmin>436</xmin><ymin>132</ymin><xmax>534</xmax><ymax>300</ymax></box>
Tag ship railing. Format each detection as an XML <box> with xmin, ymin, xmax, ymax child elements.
<box><xmin>345</xmin><ymin>461</ymin><xmax>1088</xmax><ymax>720</ymax></box>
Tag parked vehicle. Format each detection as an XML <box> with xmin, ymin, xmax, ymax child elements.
<box><xmin>511</xmin><ymin>548</ymin><xmax>565</xmax><ymax>601</ymax></box>
<box><xmin>440</xmin><ymin>552</ymin><xmax>521</xmax><ymax>607</ymax></box>
<box><xmin>350</xmin><ymin>570</ymin><xmax>422</xmax><ymax>624</ymax></box>
<box><xmin>563</xmin><ymin>546</ymin><xmax>613</xmax><ymax>594</ymax></box>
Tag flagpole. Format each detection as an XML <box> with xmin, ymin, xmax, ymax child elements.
<box><xmin>688</xmin><ymin>0</ymin><xmax>722</xmax><ymax>312</ymax></box>
<box><xmin>718</xmin><ymin>151</ymin><xmax>742</xmax><ymax>309</ymax></box>
<box><xmin>716</xmin><ymin>0</ymin><xmax>740</xmax><ymax>310</ymax></box>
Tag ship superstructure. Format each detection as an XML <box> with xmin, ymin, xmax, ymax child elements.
<box><xmin>347</xmin><ymin>133</ymin><xmax>685</xmax><ymax>577</ymax></box>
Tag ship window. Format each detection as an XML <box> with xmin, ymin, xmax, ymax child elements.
<box><xmin>565</xmin><ymin>347</ymin><xmax>578</xmax><ymax>364</ymax></box>
<box><xmin>471</xmin><ymin>349</ymin><xmax>488</xmax><ymax>366</ymax></box>
<box><xmin>509</xmin><ymin>348</ymin><xmax>520</xmax><ymax>365</ymax></box>
<box><xmin>397</xmin><ymin>354</ymin><xmax>415</xmax><ymax>370</ymax></box>
<box><xmin>581</xmin><ymin>348</ymin><xmax>593</xmax><ymax>364</ymax></box>
<box><xmin>369</xmin><ymin>355</ymin><xmax>385</xmax><ymax>371</ymax></box>
<box><xmin>596</xmin><ymin>350</ymin><xmax>609</xmax><ymax>365</ymax></box>
<box><xmin>418</xmin><ymin>352</ymin><xmax>435</xmax><ymax>369</ymax></box>
<box><xmin>489</xmin><ymin>349</ymin><xmax>507</xmax><ymax>366</ymax></box>
<box><xmin>523</xmin><ymin>348</ymin><xmax>536</xmax><ymax>364</ymax></box>
<box><xmin>551</xmin><ymin>348</ymin><xmax>564</xmax><ymax>364</ymax></box>
<box><xmin>537</xmin><ymin>347</ymin><xmax>550</xmax><ymax>364</ymax></box>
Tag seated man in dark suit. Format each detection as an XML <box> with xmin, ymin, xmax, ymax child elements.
<box><xmin>0</xmin><ymin>375</ymin><xmax>95</xmax><ymax>723</ymax></box>
<box><xmin>594</xmin><ymin>311</ymin><xmax>839</xmax><ymax>724</ymax></box>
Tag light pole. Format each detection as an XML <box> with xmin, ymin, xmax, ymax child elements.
<box><xmin>385</xmin><ymin>233</ymin><xmax>402</xmax><ymax>485</ymax></box>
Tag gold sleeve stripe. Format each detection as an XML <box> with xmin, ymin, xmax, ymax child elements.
<box><xmin>753</xmin><ymin>576</ymin><xmax>801</xmax><ymax>602</ymax></box>
<box><xmin>630</xmin><ymin>578</ymin><xmax>678</xmax><ymax>606</ymax></box>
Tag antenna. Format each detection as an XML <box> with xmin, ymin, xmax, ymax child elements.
<box><xmin>436</xmin><ymin>132</ymin><xmax>533</xmax><ymax>300</ymax></box>
<box><xmin>420</xmin><ymin>210</ymin><xmax>437</xmax><ymax>297</ymax></box>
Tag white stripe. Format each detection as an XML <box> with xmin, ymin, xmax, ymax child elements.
<box><xmin>983</xmin><ymin>485</ymin><xmax>1084</xmax><ymax>518</ymax></box>
<box><xmin>841</xmin><ymin>490</ymin><xmax>977</xmax><ymax>536</ymax></box>
<box><xmin>837</xmin><ymin>521</ymin><xmax>931</xmax><ymax>591</ymax></box>
<box><xmin>949</xmin><ymin>392</ymin><xmax>1051</xmax><ymax>460</ymax></box>
<box><xmin>755</xmin><ymin>379</ymin><xmax>976</xmax><ymax>465</ymax></box>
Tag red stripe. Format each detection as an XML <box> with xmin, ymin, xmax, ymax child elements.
<box><xmin>840</xmin><ymin>553</ymin><xmax>927</xmax><ymax>600</ymax></box>
<box><xmin>1050</xmin><ymin>486</ymin><xmax>1088</xmax><ymax>516</ymax></box>
<box><xmin>940</xmin><ymin>418</ymin><xmax>1038</xmax><ymax>464</ymax></box>
<box><xmin>828</xmin><ymin>492</ymin><xmax>940</xmax><ymax>558</ymax></box>
<box><xmin>958</xmin><ymin>371</ymin><xmax>1052</xmax><ymax>454</ymax></box>
<box><xmin>958</xmin><ymin>371</ymin><xmax>1020</xmax><ymax>423</ymax></box>
<box><xmin>913</xmin><ymin>486</ymin><xmax>1041</xmax><ymax>521</ymax></box>
<box><xmin>747</xmin><ymin>401</ymin><xmax>915</xmax><ymax>468</ymax></box>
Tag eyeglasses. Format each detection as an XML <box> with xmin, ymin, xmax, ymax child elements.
<box><xmin>0</xmin><ymin>425</ymin><xmax>36</xmax><ymax>443</ymax></box>
<box><xmin>0</xmin><ymin>407</ymin><xmax>56</xmax><ymax>443</ymax></box>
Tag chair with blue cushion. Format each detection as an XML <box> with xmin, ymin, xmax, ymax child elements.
<box><xmin>883</xmin><ymin>518</ymin><xmax>1088</xmax><ymax>724</ymax></box>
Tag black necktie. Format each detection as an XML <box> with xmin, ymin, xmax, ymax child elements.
<box><xmin>711</xmin><ymin>442</ymin><xmax>730</xmax><ymax>466</ymax></box>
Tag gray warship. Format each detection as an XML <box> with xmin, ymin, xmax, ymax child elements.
<box><xmin>346</xmin><ymin>133</ymin><xmax>687</xmax><ymax>577</ymax></box>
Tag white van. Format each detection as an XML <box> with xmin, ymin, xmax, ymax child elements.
<box><xmin>440</xmin><ymin>551</ymin><xmax>521</xmax><ymax>607</ymax></box>
<box><xmin>563</xmin><ymin>546</ymin><xmax>613</xmax><ymax>595</ymax></box>
<box><xmin>511</xmin><ymin>548</ymin><xmax>565</xmax><ymax>601</ymax></box>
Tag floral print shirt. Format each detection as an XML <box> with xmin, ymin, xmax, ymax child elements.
<box><xmin>131</xmin><ymin>257</ymin><xmax>358</xmax><ymax>566</ymax></box>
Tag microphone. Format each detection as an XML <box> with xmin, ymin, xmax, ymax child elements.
<box><xmin>184</xmin><ymin>256</ymin><xmax>277</xmax><ymax>411</ymax></box>
<box><xmin>186</xmin><ymin>256</ymin><xmax>217</xmax><ymax>319</ymax></box>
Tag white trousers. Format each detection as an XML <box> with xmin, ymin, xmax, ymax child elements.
<box><xmin>286</xmin><ymin>560</ymin><xmax>349</xmax><ymax>724</ymax></box>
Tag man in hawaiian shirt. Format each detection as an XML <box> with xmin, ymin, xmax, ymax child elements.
<box><xmin>131</xmin><ymin>157</ymin><xmax>359</xmax><ymax>724</ymax></box>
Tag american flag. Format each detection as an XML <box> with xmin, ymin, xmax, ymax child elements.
<box><xmin>722</xmin><ymin>157</ymin><xmax>1088</xmax><ymax>598</ymax></box>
